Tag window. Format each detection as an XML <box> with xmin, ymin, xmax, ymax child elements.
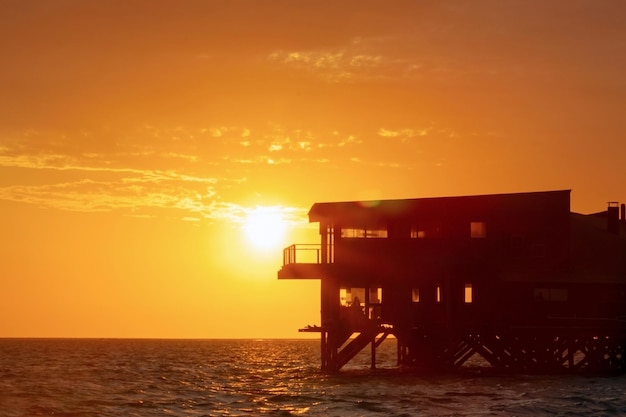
<box><xmin>341</xmin><ymin>227</ymin><xmax>388</xmax><ymax>238</ymax></box>
<box><xmin>464</xmin><ymin>284</ymin><xmax>473</xmax><ymax>303</ymax></box>
<box><xmin>349</xmin><ymin>288</ymin><xmax>365</xmax><ymax>305</ymax></box>
<box><xmin>411</xmin><ymin>288</ymin><xmax>420</xmax><ymax>303</ymax></box>
<box><xmin>534</xmin><ymin>288</ymin><xmax>568</xmax><ymax>302</ymax></box>
<box><xmin>366</xmin><ymin>229</ymin><xmax>388</xmax><ymax>238</ymax></box>
<box><xmin>550</xmin><ymin>289</ymin><xmax>568</xmax><ymax>302</ymax></box>
<box><xmin>470</xmin><ymin>221</ymin><xmax>487</xmax><ymax>238</ymax></box>
<box><xmin>410</xmin><ymin>226</ymin><xmax>426</xmax><ymax>239</ymax></box>
<box><xmin>370</xmin><ymin>287</ymin><xmax>383</xmax><ymax>304</ymax></box>
<box><xmin>341</xmin><ymin>228</ymin><xmax>365</xmax><ymax>238</ymax></box>
<box><xmin>436</xmin><ymin>286</ymin><xmax>442</xmax><ymax>303</ymax></box>
<box><xmin>369</xmin><ymin>288</ymin><xmax>383</xmax><ymax>320</ymax></box>
<box><xmin>340</xmin><ymin>287</ymin><xmax>365</xmax><ymax>306</ymax></box>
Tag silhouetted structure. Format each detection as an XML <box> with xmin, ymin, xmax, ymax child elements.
<box><xmin>278</xmin><ymin>190</ymin><xmax>626</xmax><ymax>373</ymax></box>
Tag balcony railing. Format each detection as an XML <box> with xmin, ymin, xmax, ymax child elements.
<box><xmin>282</xmin><ymin>244</ymin><xmax>322</xmax><ymax>266</ymax></box>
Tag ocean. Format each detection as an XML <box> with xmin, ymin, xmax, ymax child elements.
<box><xmin>1</xmin><ymin>339</ymin><xmax>625</xmax><ymax>417</ymax></box>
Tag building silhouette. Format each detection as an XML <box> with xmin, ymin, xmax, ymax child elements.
<box><xmin>278</xmin><ymin>190</ymin><xmax>626</xmax><ymax>373</ymax></box>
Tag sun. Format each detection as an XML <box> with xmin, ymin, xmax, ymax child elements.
<box><xmin>243</xmin><ymin>207</ymin><xmax>287</xmax><ymax>251</ymax></box>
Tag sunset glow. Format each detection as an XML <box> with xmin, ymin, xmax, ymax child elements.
<box><xmin>244</xmin><ymin>207</ymin><xmax>287</xmax><ymax>251</ymax></box>
<box><xmin>1</xmin><ymin>1</ymin><xmax>625</xmax><ymax>339</ymax></box>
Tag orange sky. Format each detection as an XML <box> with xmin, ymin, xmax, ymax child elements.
<box><xmin>1</xmin><ymin>1</ymin><xmax>626</xmax><ymax>338</ymax></box>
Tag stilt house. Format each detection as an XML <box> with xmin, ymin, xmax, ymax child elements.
<box><xmin>278</xmin><ymin>190</ymin><xmax>626</xmax><ymax>373</ymax></box>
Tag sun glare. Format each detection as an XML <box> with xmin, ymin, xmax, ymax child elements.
<box><xmin>244</xmin><ymin>207</ymin><xmax>287</xmax><ymax>251</ymax></box>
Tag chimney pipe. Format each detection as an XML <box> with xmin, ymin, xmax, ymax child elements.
<box><xmin>607</xmin><ymin>202</ymin><xmax>619</xmax><ymax>234</ymax></box>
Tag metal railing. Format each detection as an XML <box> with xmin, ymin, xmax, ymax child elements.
<box><xmin>282</xmin><ymin>244</ymin><xmax>322</xmax><ymax>266</ymax></box>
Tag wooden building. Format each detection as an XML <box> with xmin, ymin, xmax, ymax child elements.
<box><xmin>278</xmin><ymin>190</ymin><xmax>626</xmax><ymax>373</ymax></box>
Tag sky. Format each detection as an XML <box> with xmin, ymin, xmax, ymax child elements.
<box><xmin>1</xmin><ymin>0</ymin><xmax>626</xmax><ymax>338</ymax></box>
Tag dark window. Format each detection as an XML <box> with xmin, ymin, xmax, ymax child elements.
<box><xmin>411</xmin><ymin>288</ymin><xmax>420</xmax><ymax>303</ymax></box>
<box><xmin>470</xmin><ymin>222</ymin><xmax>487</xmax><ymax>238</ymax></box>
<box><xmin>534</xmin><ymin>288</ymin><xmax>568</xmax><ymax>302</ymax></box>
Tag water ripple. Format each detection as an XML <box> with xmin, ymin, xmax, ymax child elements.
<box><xmin>1</xmin><ymin>339</ymin><xmax>625</xmax><ymax>417</ymax></box>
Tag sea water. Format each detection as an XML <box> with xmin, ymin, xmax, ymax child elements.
<box><xmin>1</xmin><ymin>338</ymin><xmax>625</xmax><ymax>416</ymax></box>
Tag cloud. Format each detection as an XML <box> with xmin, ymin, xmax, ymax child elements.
<box><xmin>268</xmin><ymin>36</ymin><xmax>406</xmax><ymax>82</ymax></box>
<box><xmin>0</xmin><ymin>171</ymin><xmax>219</xmax><ymax>214</ymax></box>
<box><xmin>0</xmin><ymin>126</ymin><xmax>323</xmax><ymax>224</ymax></box>
<box><xmin>0</xmin><ymin>120</ymin><xmax>464</xmax><ymax>226</ymax></box>
<box><xmin>266</xmin><ymin>31</ymin><xmax>509</xmax><ymax>85</ymax></box>
<box><xmin>0</xmin><ymin>167</ymin><xmax>312</xmax><ymax>226</ymax></box>
<box><xmin>378</xmin><ymin>128</ymin><xmax>430</xmax><ymax>141</ymax></box>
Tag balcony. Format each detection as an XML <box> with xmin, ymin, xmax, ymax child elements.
<box><xmin>278</xmin><ymin>244</ymin><xmax>330</xmax><ymax>279</ymax></box>
<box><xmin>282</xmin><ymin>244</ymin><xmax>321</xmax><ymax>265</ymax></box>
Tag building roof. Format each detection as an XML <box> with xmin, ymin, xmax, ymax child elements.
<box><xmin>308</xmin><ymin>189</ymin><xmax>571</xmax><ymax>224</ymax></box>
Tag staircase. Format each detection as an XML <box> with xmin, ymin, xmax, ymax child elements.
<box><xmin>336</xmin><ymin>326</ymin><xmax>391</xmax><ymax>369</ymax></box>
